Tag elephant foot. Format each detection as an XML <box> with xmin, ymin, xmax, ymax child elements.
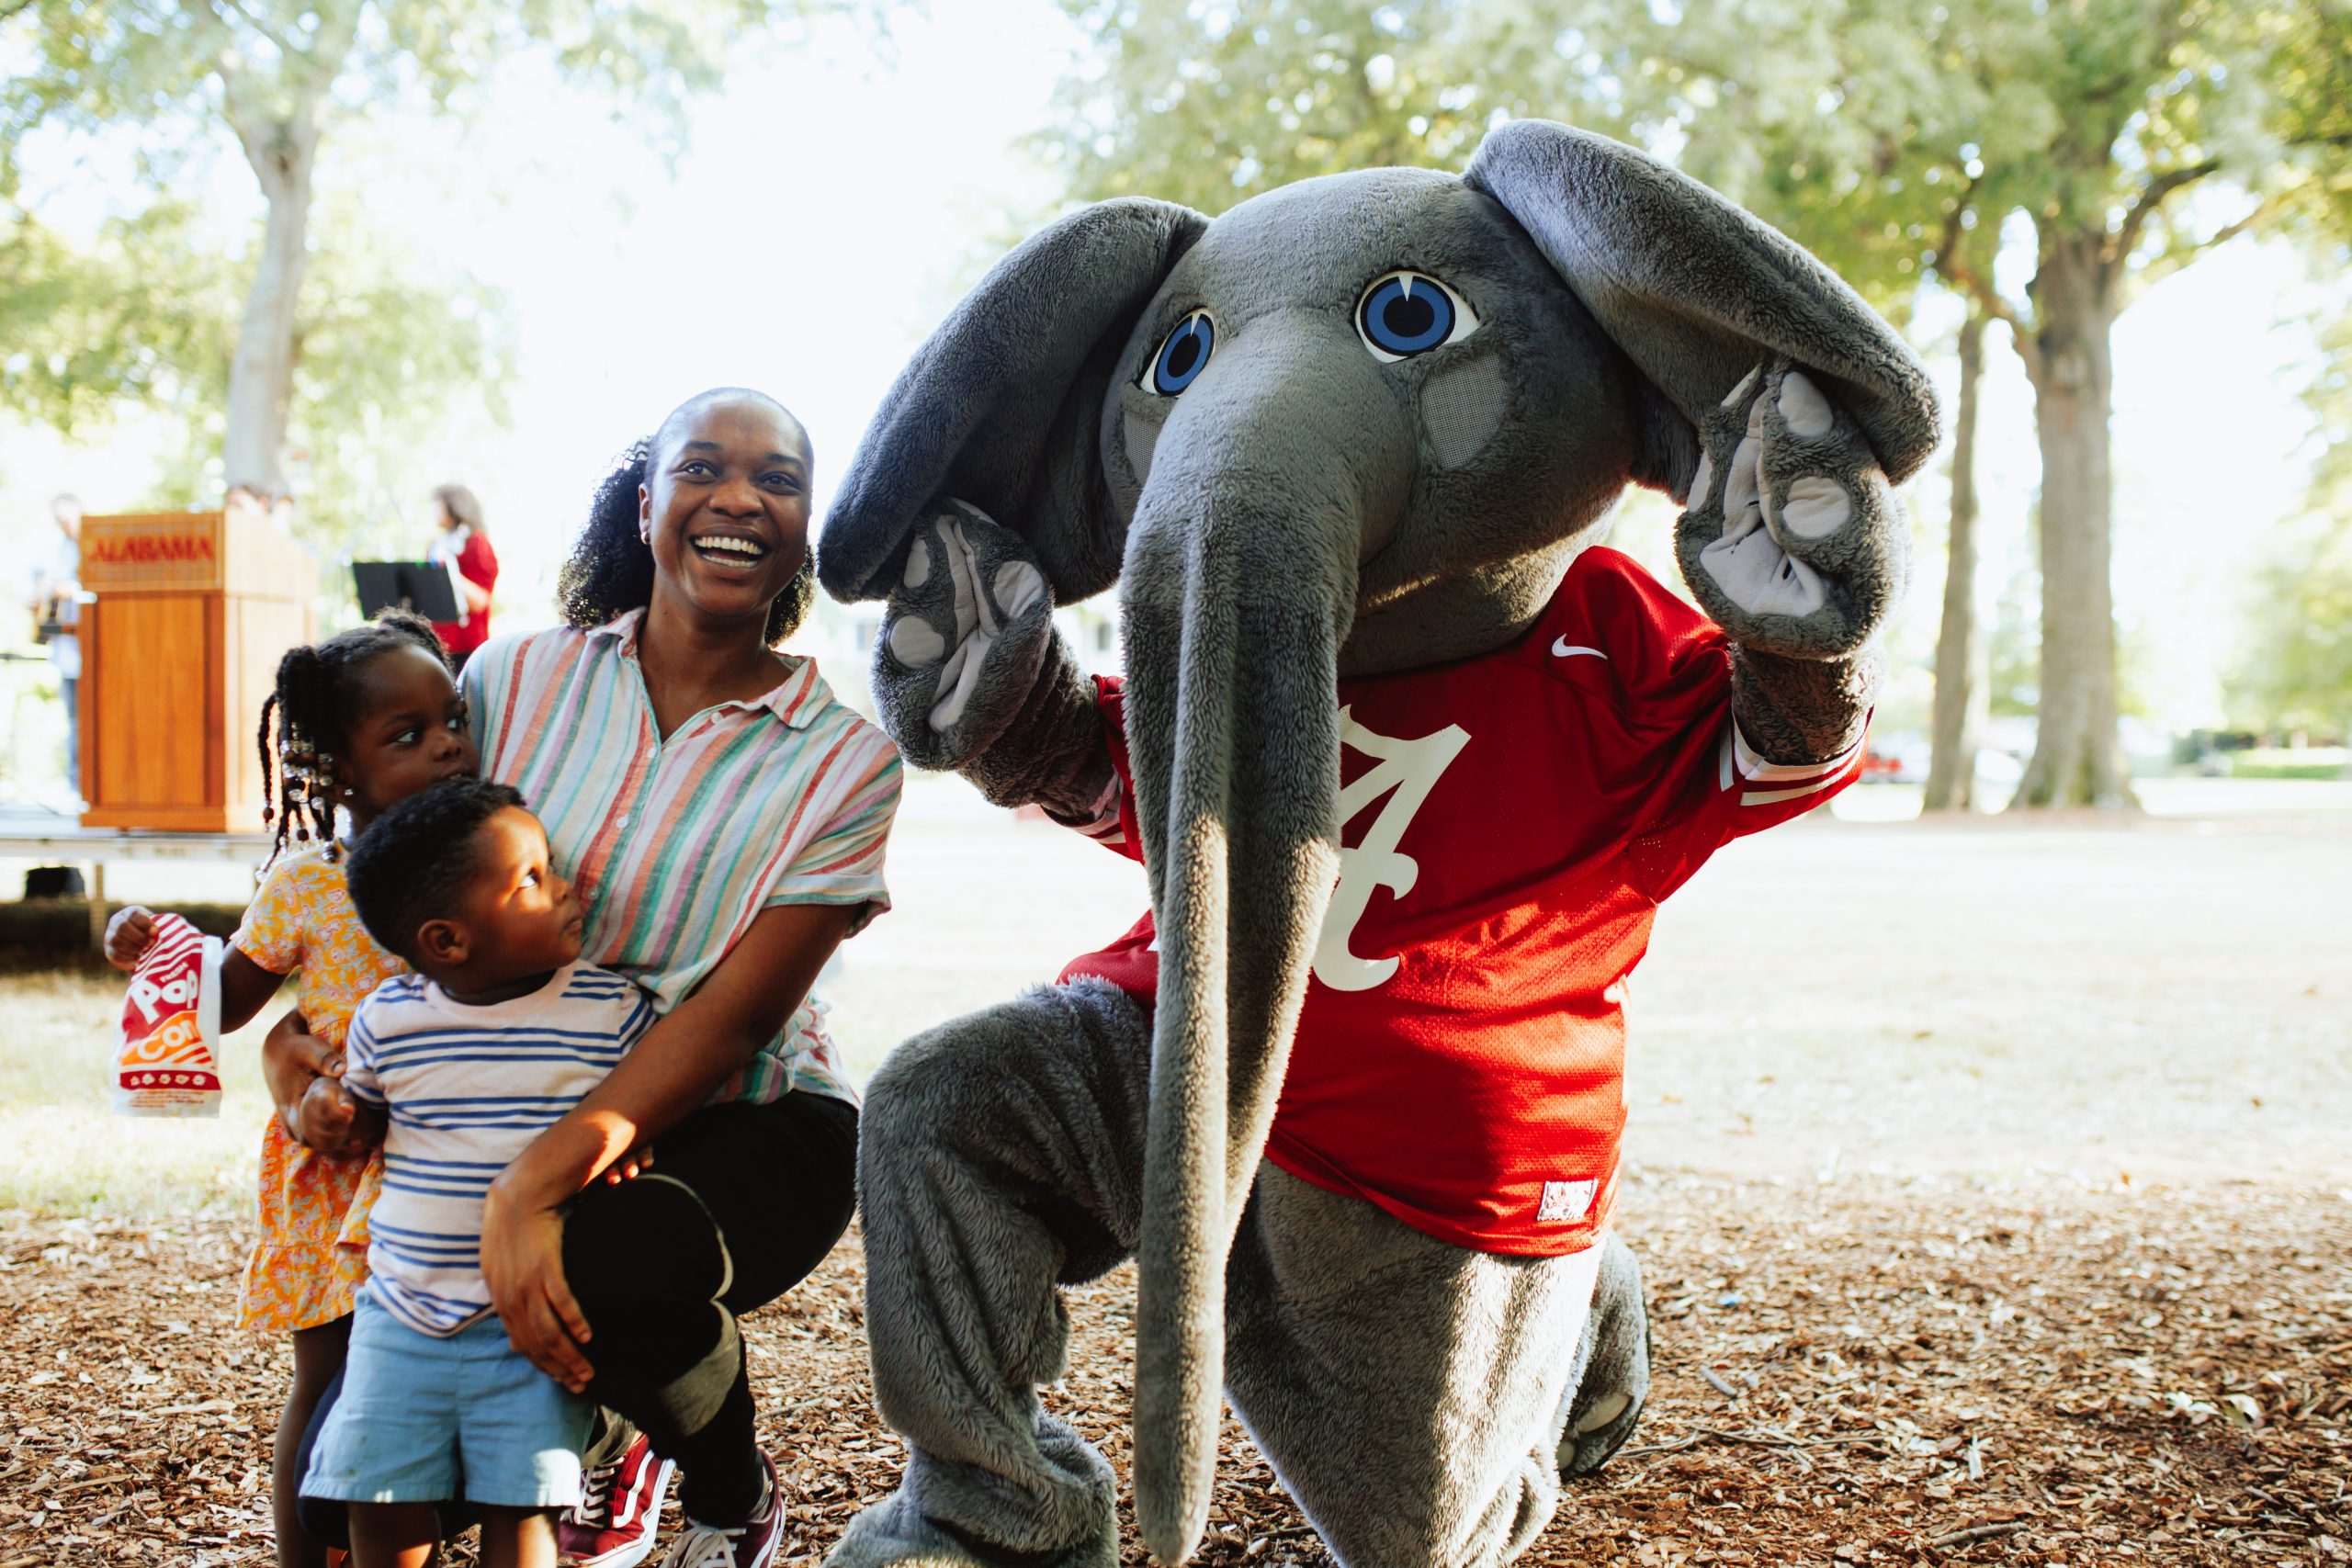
<box><xmin>825</xmin><ymin>1437</ymin><xmax>1118</xmax><ymax>1568</ymax></box>
<box><xmin>1558</xmin><ymin>1233</ymin><xmax>1650</xmax><ymax>1480</ymax></box>
<box><xmin>827</xmin><ymin>1494</ymin><xmax>1115</xmax><ymax>1568</ymax></box>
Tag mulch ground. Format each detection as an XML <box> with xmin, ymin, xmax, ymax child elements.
<box><xmin>4</xmin><ymin>1171</ymin><xmax>2346</xmax><ymax>1568</ymax></box>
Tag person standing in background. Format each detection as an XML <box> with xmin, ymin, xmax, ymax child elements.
<box><xmin>426</xmin><ymin>483</ymin><xmax>498</xmax><ymax>666</ymax></box>
<box><xmin>28</xmin><ymin>492</ymin><xmax>85</xmax><ymax>797</ymax></box>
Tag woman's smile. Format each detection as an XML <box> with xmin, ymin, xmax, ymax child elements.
<box><xmin>688</xmin><ymin>527</ymin><xmax>775</xmax><ymax>572</ymax></box>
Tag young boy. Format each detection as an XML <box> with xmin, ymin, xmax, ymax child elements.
<box><xmin>305</xmin><ymin>778</ymin><xmax>655</xmax><ymax>1568</ymax></box>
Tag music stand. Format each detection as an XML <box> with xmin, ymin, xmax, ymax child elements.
<box><xmin>353</xmin><ymin>560</ymin><xmax>462</xmax><ymax>623</ymax></box>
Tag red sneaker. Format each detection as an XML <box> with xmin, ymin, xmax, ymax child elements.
<box><xmin>655</xmin><ymin>1452</ymin><xmax>784</xmax><ymax>1568</ymax></box>
<box><xmin>560</xmin><ymin>1433</ymin><xmax>676</xmax><ymax>1568</ymax></box>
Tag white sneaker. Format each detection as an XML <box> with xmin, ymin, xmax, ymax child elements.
<box><xmin>656</xmin><ymin>1454</ymin><xmax>784</xmax><ymax>1568</ymax></box>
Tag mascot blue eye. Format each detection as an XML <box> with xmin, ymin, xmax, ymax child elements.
<box><xmin>1356</xmin><ymin>271</ymin><xmax>1479</xmax><ymax>363</ymax></box>
<box><xmin>1143</xmin><ymin>310</ymin><xmax>1216</xmax><ymax>395</ymax></box>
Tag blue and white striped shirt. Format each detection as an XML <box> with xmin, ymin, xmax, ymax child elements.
<box><xmin>344</xmin><ymin>963</ymin><xmax>656</xmax><ymax>1337</ymax></box>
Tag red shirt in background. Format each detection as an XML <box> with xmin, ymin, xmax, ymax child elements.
<box><xmin>430</xmin><ymin>527</ymin><xmax>498</xmax><ymax>662</ymax></box>
<box><xmin>1058</xmin><ymin>547</ymin><xmax>1862</xmax><ymax>1258</ymax></box>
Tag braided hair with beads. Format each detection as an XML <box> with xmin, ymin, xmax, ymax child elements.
<box><xmin>257</xmin><ymin>611</ymin><xmax>453</xmax><ymax>867</ymax></box>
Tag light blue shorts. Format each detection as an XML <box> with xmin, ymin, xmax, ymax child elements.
<box><xmin>303</xmin><ymin>1288</ymin><xmax>592</xmax><ymax>1507</ymax></box>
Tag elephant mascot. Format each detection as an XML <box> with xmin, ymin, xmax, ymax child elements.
<box><xmin>816</xmin><ymin>120</ymin><xmax>1939</xmax><ymax>1568</ymax></box>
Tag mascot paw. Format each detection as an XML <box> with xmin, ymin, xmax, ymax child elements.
<box><xmin>1558</xmin><ymin>1233</ymin><xmax>1651</xmax><ymax>1481</ymax></box>
<box><xmin>1673</xmin><ymin>360</ymin><xmax>1906</xmax><ymax>660</ymax></box>
<box><xmin>876</xmin><ymin>500</ymin><xmax>1056</xmax><ymax>770</ymax></box>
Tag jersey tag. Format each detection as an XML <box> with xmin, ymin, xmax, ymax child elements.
<box><xmin>1538</xmin><ymin>1179</ymin><xmax>1598</xmax><ymax>1224</ymax></box>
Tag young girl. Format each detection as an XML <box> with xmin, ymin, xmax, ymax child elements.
<box><xmin>106</xmin><ymin>610</ymin><xmax>478</xmax><ymax>1568</ymax></box>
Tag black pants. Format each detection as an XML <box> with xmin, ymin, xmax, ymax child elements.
<box><xmin>299</xmin><ymin>1091</ymin><xmax>858</xmax><ymax>1539</ymax></box>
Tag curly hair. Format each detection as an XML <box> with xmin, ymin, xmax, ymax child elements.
<box><xmin>345</xmin><ymin>778</ymin><xmax>527</xmax><ymax>965</ymax></box>
<box><xmin>555</xmin><ymin>409</ymin><xmax>815</xmax><ymax>649</ymax></box>
<box><xmin>258</xmin><ymin>611</ymin><xmax>452</xmax><ymax>868</ymax></box>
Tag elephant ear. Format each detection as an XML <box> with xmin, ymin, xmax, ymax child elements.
<box><xmin>817</xmin><ymin>197</ymin><xmax>1210</xmax><ymax>604</ymax></box>
<box><xmin>1465</xmin><ymin>119</ymin><xmax>1940</xmax><ymax>488</ymax></box>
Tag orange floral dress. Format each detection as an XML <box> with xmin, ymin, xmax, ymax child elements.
<box><xmin>230</xmin><ymin>846</ymin><xmax>406</xmax><ymax>1333</ymax></box>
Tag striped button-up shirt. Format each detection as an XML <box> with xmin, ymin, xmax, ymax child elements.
<box><xmin>463</xmin><ymin>611</ymin><xmax>901</xmax><ymax>1105</ymax></box>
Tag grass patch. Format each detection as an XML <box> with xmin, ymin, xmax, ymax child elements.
<box><xmin>0</xmin><ymin>971</ymin><xmax>269</xmax><ymax>1218</ymax></box>
<box><xmin>2222</xmin><ymin>747</ymin><xmax>2349</xmax><ymax>781</ymax></box>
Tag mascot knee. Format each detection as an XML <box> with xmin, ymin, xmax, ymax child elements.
<box><xmin>854</xmin><ymin>1024</ymin><xmax>988</xmax><ymax>1196</ymax></box>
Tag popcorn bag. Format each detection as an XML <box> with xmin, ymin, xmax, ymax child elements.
<box><xmin>115</xmin><ymin>913</ymin><xmax>225</xmax><ymax>1118</ymax></box>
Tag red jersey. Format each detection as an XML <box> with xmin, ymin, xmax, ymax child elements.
<box><xmin>1058</xmin><ymin>547</ymin><xmax>1860</xmax><ymax>1256</ymax></box>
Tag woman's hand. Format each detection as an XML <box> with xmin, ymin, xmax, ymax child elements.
<box><xmin>103</xmin><ymin>907</ymin><xmax>156</xmax><ymax>972</ymax></box>
<box><xmin>481</xmin><ymin>1174</ymin><xmax>596</xmax><ymax>1393</ymax></box>
<box><xmin>601</xmin><ymin>1144</ymin><xmax>655</xmax><ymax>1185</ymax></box>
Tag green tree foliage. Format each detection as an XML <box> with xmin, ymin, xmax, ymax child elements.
<box><xmin>1047</xmin><ymin>1</ymin><xmax>1487</xmax><ymax>212</ymax></box>
<box><xmin>0</xmin><ymin>198</ymin><xmax>235</xmax><ymax>434</ymax></box>
<box><xmin>2</xmin><ymin>0</ymin><xmax>831</xmax><ymax>515</ymax></box>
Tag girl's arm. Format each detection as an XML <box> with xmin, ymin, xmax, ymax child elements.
<box><xmin>261</xmin><ymin>1007</ymin><xmax>329</xmax><ymax>1116</ymax></box>
<box><xmin>218</xmin><ymin>949</ymin><xmax>290</xmax><ymax>1036</ymax></box>
<box><xmin>481</xmin><ymin>899</ymin><xmax>858</xmax><ymax>1388</ymax></box>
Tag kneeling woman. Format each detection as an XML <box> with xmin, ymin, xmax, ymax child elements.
<box><xmin>277</xmin><ymin>388</ymin><xmax>900</xmax><ymax>1568</ymax></box>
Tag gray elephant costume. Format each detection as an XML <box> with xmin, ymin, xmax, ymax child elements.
<box><xmin>817</xmin><ymin>122</ymin><xmax>1939</xmax><ymax>1568</ymax></box>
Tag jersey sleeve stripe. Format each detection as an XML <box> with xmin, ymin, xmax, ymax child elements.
<box><xmin>1740</xmin><ymin>778</ymin><xmax>1846</xmax><ymax>807</ymax></box>
<box><xmin>1738</xmin><ymin>749</ymin><xmax>1865</xmax><ymax>807</ymax></box>
<box><xmin>1731</xmin><ymin>721</ymin><xmax>1866</xmax><ymax>784</ymax></box>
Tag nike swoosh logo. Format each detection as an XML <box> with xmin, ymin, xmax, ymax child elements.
<box><xmin>1551</xmin><ymin>639</ymin><xmax>1608</xmax><ymax>660</ymax></box>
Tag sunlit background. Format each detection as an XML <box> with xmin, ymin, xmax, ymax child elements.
<box><xmin>5</xmin><ymin>0</ymin><xmax>2346</xmax><ymax>802</ymax></box>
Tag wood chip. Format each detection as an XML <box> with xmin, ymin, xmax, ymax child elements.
<box><xmin>6</xmin><ymin>1171</ymin><xmax>2346</xmax><ymax>1565</ymax></box>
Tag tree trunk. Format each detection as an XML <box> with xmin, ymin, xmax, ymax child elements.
<box><xmin>221</xmin><ymin>108</ymin><xmax>321</xmax><ymax>492</ymax></box>
<box><xmin>1923</xmin><ymin>310</ymin><xmax>1988</xmax><ymax>812</ymax></box>
<box><xmin>2010</xmin><ymin>231</ymin><xmax>2133</xmax><ymax>810</ymax></box>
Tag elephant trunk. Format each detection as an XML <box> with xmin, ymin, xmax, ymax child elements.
<box><xmin>1119</xmin><ymin>315</ymin><xmax>1411</xmax><ymax>1563</ymax></box>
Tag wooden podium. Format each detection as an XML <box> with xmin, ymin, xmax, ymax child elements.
<box><xmin>79</xmin><ymin>510</ymin><xmax>316</xmax><ymax>832</ymax></box>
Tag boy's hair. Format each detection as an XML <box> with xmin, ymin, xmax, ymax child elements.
<box><xmin>345</xmin><ymin>778</ymin><xmax>526</xmax><ymax>966</ymax></box>
<box><xmin>259</xmin><ymin>611</ymin><xmax>452</xmax><ymax>866</ymax></box>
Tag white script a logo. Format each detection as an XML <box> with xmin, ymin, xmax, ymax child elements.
<box><xmin>1311</xmin><ymin>707</ymin><xmax>1470</xmax><ymax>993</ymax></box>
